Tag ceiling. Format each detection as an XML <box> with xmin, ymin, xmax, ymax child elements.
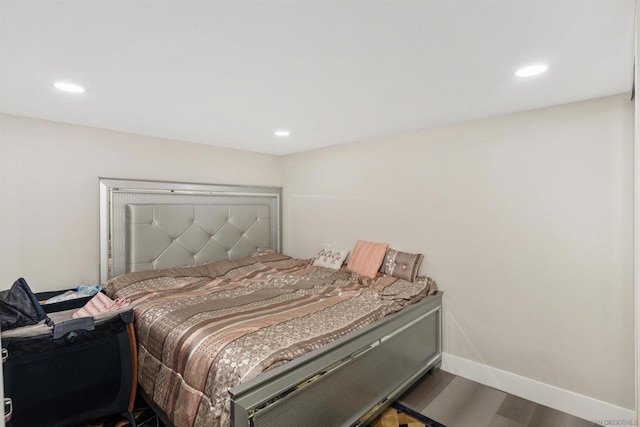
<box><xmin>0</xmin><ymin>0</ymin><xmax>635</xmax><ymax>155</ymax></box>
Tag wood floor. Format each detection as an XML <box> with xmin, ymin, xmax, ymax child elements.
<box><xmin>396</xmin><ymin>370</ymin><xmax>600</xmax><ymax>427</ymax></box>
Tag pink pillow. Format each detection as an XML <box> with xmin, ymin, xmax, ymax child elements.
<box><xmin>347</xmin><ymin>240</ymin><xmax>389</xmax><ymax>278</ymax></box>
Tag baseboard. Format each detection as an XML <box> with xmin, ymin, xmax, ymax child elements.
<box><xmin>441</xmin><ymin>353</ymin><xmax>636</xmax><ymax>426</ymax></box>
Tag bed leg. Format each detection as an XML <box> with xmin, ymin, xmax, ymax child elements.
<box><xmin>429</xmin><ymin>361</ymin><xmax>442</xmax><ymax>376</ymax></box>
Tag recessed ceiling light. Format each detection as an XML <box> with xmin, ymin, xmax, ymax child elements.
<box><xmin>274</xmin><ymin>130</ymin><xmax>290</xmax><ymax>137</ymax></box>
<box><xmin>53</xmin><ymin>81</ymin><xmax>86</xmax><ymax>93</ymax></box>
<box><xmin>515</xmin><ymin>64</ymin><xmax>548</xmax><ymax>77</ymax></box>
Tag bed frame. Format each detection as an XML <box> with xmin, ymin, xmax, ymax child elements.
<box><xmin>99</xmin><ymin>178</ymin><xmax>442</xmax><ymax>427</ymax></box>
<box><xmin>230</xmin><ymin>292</ymin><xmax>442</xmax><ymax>427</ymax></box>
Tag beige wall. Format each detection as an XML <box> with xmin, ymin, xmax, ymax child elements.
<box><xmin>0</xmin><ymin>114</ymin><xmax>283</xmax><ymax>292</ymax></box>
<box><xmin>0</xmin><ymin>95</ymin><xmax>634</xmax><ymax>410</ymax></box>
<box><xmin>283</xmin><ymin>94</ymin><xmax>635</xmax><ymax>409</ymax></box>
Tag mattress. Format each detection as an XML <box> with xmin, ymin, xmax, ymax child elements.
<box><xmin>104</xmin><ymin>251</ymin><xmax>437</xmax><ymax>427</ymax></box>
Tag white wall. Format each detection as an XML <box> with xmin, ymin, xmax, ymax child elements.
<box><xmin>0</xmin><ymin>114</ymin><xmax>283</xmax><ymax>292</ymax></box>
<box><xmin>283</xmin><ymin>95</ymin><xmax>635</xmax><ymax>411</ymax></box>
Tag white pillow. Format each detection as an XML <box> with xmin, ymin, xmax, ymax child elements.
<box><xmin>312</xmin><ymin>246</ymin><xmax>349</xmax><ymax>269</ymax></box>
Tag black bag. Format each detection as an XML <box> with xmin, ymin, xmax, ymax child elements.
<box><xmin>0</xmin><ymin>278</ymin><xmax>49</xmax><ymax>330</ymax></box>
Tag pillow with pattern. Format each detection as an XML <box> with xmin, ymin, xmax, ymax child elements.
<box><xmin>312</xmin><ymin>246</ymin><xmax>350</xmax><ymax>269</ymax></box>
<box><xmin>382</xmin><ymin>249</ymin><xmax>424</xmax><ymax>282</ymax></box>
<box><xmin>346</xmin><ymin>240</ymin><xmax>389</xmax><ymax>278</ymax></box>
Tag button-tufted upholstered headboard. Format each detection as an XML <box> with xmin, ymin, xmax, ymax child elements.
<box><xmin>99</xmin><ymin>178</ymin><xmax>281</xmax><ymax>282</ymax></box>
<box><xmin>125</xmin><ymin>203</ymin><xmax>272</xmax><ymax>273</ymax></box>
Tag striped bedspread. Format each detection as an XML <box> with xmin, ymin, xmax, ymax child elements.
<box><xmin>104</xmin><ymin>252</ymin><xmax>436</xmax><ymax>427</ymax></box>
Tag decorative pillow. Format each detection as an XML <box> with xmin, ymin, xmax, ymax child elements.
<box><xmin>382</xmin><ymin>249</ymin><xmax>424</xmax><ymax>282</ymax></box>
<box><xmin>346</xmin><ymin>240</ymin><xmax>388</xmax><ymax>278</ymax></box>
<box><xmin>312</xmin><ymin>246</ymin><xmax>349</xmax><ymax>269</ymax></box>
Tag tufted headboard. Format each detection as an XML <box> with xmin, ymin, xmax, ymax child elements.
<box><xmin>99</xmin><ymin>178</ymin><xmax>281</xmax><ymax>282</ymax></box>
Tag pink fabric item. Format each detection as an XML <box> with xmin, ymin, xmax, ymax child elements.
<box><xmin>346</xmin><ymin>240</ymin><xmax>389</xmax><ymax>278</ymax></box>
<box><xmin>72</xmin><ymin>292</ymin><xmax>130</xmax><ymax>318</ymax></box>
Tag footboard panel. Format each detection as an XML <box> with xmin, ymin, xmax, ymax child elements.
<box><xmin>230</xmin><ymin>292</ymin><xmax>442</xmax><ymax>427</ymax></box>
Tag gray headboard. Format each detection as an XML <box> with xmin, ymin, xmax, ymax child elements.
<box><xmin>99</xmin><ymin>178</ymin><xmax>281</xmax><ymax>282</ymax></box>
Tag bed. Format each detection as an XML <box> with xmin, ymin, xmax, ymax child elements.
<box><xmin>99</xmin><ymin>178</ymin><xmax>442</xmax><ymax>427</ymax></box>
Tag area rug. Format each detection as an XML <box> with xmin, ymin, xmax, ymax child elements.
<box><xmin>370</xmin><ymin>402</ymin><xmax>446</xmax><ymax>427</ymax></box>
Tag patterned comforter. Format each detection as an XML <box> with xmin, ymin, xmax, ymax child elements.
<box><xmin>104</xmin><ymin>252</ymin><xmax>437</xmax><ymax>427</ymax></box>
